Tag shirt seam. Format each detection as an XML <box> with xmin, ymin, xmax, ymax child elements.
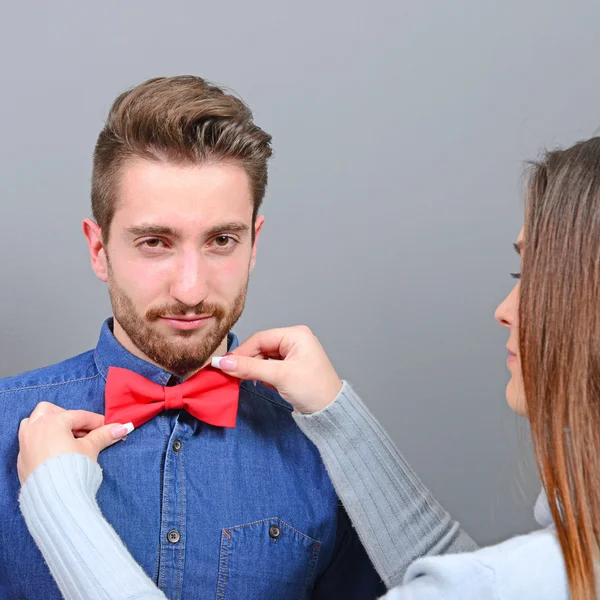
<box><xmin>160</xmin><ymin>419</ymin><xmax>171</xmax><ymax>592</ymax></box>
<box><xmin>94</xmin><ymin>349</ymin><xmax>108</xmax><ymax>380</ymax></box>
<box><xmin>0</xmin><ymin>372</ymin><xmax>101</xmax><ymax>395</ymax></box>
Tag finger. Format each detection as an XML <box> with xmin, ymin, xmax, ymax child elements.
<box><xmin>230</xmin><ymin>327</ymin><xmax>308</xmax><ymax>360</ymax></box>
<box><xmin>213</xmin><ymin>354</ymin><xmax>284</xmax><ymax>388</ymax></box>
<box><xmin>82</xmin><ymin>422</ymin><xmax>134</xmax><ymax>455</ymax></box>
<box><xmin>18</xmin><ymin>417</ymin><xmax>30</xmax><ymax>435</ymax></box>
<box><xmin>18</xmin><ymin>417</ymin><xmax>30</xmax><ymax>445</ymax></box>
<box><xmin>17</xmin><ymin>454</ymin><xmax>24</xmax><ymax>485</ymax></box>
<box><xmin>62</xmin><ymin>410</ymin><xmax>106</xmax><ymax>433</ymax></box>
<box><xmin>229</xmin><ymin>329</ymin><xmax>290</xmax><ymax>359</ymax></box>
<box><xmin>28</xmin><ymin>401</ymin><xmax>64</xmax><ymax>423</ymax></box>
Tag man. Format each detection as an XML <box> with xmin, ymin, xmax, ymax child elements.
<box><xmin>0</xmin><ymin>76</ymin><xmax>387</xmax><ymax>599</ymax></box>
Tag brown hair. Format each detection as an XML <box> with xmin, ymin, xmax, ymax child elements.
<box><xmin>91</xmin><ymin>76</ymin><xmax>273</xmax><ymax>240</ymax></box>
<box><xmin>521</xmin><ymin>136</ymin><xmax>600</xmax><ymax>600</ymax></box>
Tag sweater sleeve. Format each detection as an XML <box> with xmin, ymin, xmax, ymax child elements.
<box><xmin>19</xmin><ymin>453</ymin><xmax>166</xmax><ymax>600</ymax></box>
<box><xmin>292</xmin><ymin>381</ymin><xmax>478</xmax><ymax>589</ymax></box>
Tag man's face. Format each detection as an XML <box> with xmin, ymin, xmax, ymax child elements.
<box><xmin>85</xmin><ymin>158</ymin><xmax>263</xmax><ymax>377</ymax></box>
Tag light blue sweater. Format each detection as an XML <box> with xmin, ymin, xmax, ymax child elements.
<box><xmin>19</xmin><ymin>382</ymin><xmax>569</xmax><ymax>599</ymax></box>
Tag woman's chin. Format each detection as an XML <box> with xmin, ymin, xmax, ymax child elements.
<box><xmin>506</xmin><ymin>379</ymin><xmax>528</xmax><ymax>417</ymax></box>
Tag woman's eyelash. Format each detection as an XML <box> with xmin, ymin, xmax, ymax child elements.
<box><xmin>510</xmin><ymin>272</ymin><xmax>521</xmax><ymax>280</ymax></box>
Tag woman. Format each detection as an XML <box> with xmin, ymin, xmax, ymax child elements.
<box><xmin>17</xmin><ymin>136</ymin><xmax>600</xmax><ymax>599</ymax></box>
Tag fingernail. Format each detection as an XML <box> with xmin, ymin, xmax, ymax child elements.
<box><xmin>111</xmin><ymin>422</ymin><xmax>134</xmax><ymax>439</ymax></box>
<box><xmin>212</xmin><ymin>356</ymin><xmax>237</xmax><ymax>371</ymax></box>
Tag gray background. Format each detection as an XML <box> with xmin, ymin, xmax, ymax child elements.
<box><xmin>1</xmin><ymin>0</ymin><xmax>599</xmax><ymax>545</ymax></box>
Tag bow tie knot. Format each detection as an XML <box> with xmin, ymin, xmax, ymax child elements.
<box><xmin>164</xmin><ymin>385</ymin><xmax>184</xmax><ymax>411</ymax></box>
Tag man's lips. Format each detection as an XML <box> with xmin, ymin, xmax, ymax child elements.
<box><xmin>159</xmin><ymin>315</ymin><xmax>213</xmax><ymax>330</ymax></box>
<box><xmin>162</xmin><ymin>314</ymin><xmax>213</xmax><ymax>321</ymax></box>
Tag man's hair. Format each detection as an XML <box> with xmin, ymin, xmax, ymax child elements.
<box><xmin>91</xmin><ymin>76</ymin><xmax>273</xmax><ymax>240</ymax></box>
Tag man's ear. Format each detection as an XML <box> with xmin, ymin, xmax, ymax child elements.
<box><xmin>82</xmin><ymin>218</ymin><xmax>108</xmax><ymax>282</ymax></box>
<box><xmin>250</xmin><ymin>215</ymin><xmax>264</xmax><ymax>272</ymax></box>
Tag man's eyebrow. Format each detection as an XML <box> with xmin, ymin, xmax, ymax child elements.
<box><xmin>206</xmin><ymin>222</ymin><xmax>250</xmax><ymax>237</ymax></box>
<box><xmin>123</xmin><ymin>222</ymin><xmax>250</xmax><ymax>238</ymax></box>
<box><xmin>124</xmin><ymin>224</ymin><xmax>180</xmax><ymax>237</ymax></box>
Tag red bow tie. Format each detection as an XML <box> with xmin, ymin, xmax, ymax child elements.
<box><xmin>104</xmin><ymin>365</ymin><xmax>240</xmax><ymax>429</ymax></box>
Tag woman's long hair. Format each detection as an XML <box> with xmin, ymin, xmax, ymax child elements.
<box><xmin>521</xmin><ymin>136</ymin><xmax>600</xmax><ymax>600</ymax></box>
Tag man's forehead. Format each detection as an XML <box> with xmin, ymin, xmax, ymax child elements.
<box><xmin>112</xmin><ymin>159</ymin><xmax>254</xmax><ymax>231</ymax></box>
<box><xmin>117</xmin><ymin>158</ymin><xmax>253</xmax><ymax>208</ymax></box>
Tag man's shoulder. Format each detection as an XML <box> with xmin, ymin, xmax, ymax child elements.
<box><xmin>0</xmin><ymin>350</ymin><xmax>100</xmax><ymax>396</ymax></box>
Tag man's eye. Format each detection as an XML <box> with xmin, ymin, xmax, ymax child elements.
<box><xmin>138</xmin><ymin>238</ymin><xmax>167</xmax><ymax>250</ymax></box>
<box><xmin>212</xmin><ymin>235</ymin><xmax>236</xmax><ymax>248</ymax></box>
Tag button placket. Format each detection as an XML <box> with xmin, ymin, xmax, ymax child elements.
<box><xmin>157</xmin><ymin>415</ymin><xmax>190</xmax><ymax>598</ymax></box>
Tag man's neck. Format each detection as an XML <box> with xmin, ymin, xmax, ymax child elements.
<box><xmin>112</xmin><ymin>318</ymin><xmax>229</xmax><ymax>380</ymax></box>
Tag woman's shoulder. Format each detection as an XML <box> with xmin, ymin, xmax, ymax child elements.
<box><xmin>399</xmin><ymin>527</ymin><xmax>568</xmax><ymax>600</ymax></box>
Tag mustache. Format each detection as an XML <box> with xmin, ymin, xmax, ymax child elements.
<box><xmin>146</xmin><ymin>301</ymin><xmax>226</xmax><ymax>321</ymax></box>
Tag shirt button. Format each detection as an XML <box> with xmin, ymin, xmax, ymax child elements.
<box><xmin>269</xmin><ymin>525</ymin><xmax>281</xmax><ymax>540</ymax></box>
<box><xmin>173</xmin><ymin>439</ymin><xmax>182</xmax><ymax>452</ymax></box>
<box><xmin>167</xmin><ymin>530</ymin><xmax>180</xmax><ymax>544</ymax></box>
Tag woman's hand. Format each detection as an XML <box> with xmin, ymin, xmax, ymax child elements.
<box><xmin>17</xmin><ymin>401</ymin><xmax>132</xmax><ymax>484</ymax></box>
<box><xmin>214</xmin><ymin>326</ymin><xmax>343</xmax><ymax>414</ymax></box>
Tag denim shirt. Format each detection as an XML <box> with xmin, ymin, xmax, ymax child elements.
<box><xmin>0</xmin><ymin>319</ymin><xmax>384</xmax><ymax>599</ymax></box>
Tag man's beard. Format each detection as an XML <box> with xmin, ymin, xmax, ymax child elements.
<box><xmin>108</xmin><ymin>272</ymin><xmax>248</xmax><ymax>377</ymax></box>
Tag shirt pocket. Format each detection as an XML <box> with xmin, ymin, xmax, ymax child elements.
<box><xmin>215</xmin><ymin>517</ymin><xmax>321</xmax><ymax>600</ymax></box>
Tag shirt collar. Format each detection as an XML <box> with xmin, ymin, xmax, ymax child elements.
<box><xmin>94</xmin><ymin>317</ymin><xmax>238</xmax><ymax>385</ymax></box>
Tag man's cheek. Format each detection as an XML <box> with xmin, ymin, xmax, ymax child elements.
<box><xmin>130</xmin><ymin>270</ymin><xmax>169</xmax><ymax>307</ymax></box>
<box><xmin>136</xmin><ymin>260</ymin><xmax>172</xmax><ymax>288</ymax></box>
<box><xmin>212</xmin><ymin>256</ymin><xmax>249</xmax><ymax>281</ymax></box>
